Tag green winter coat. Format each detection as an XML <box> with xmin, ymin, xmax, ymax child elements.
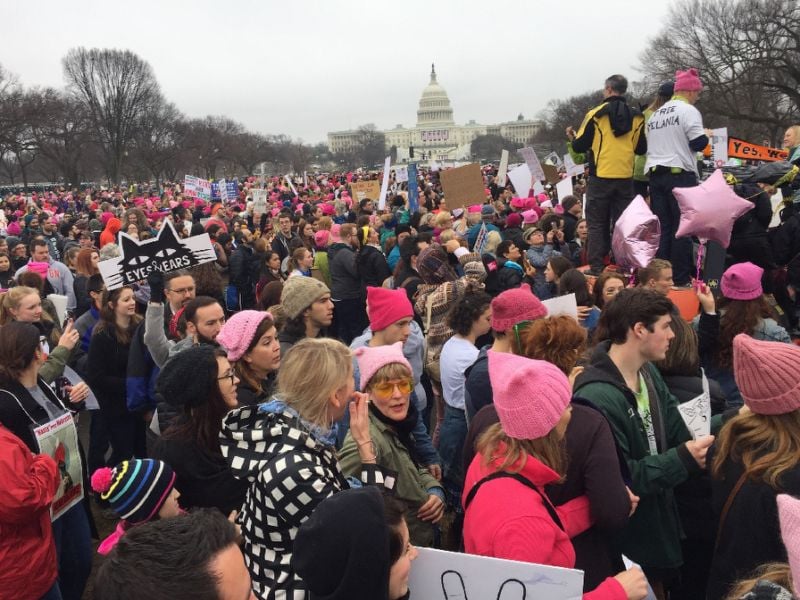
<box><xmin>574</xmin><ymin>343</ymin><xmax>724</xmax><ymax>570</ymax></box>
<box><xmin>339</xmin><ymin>412</ymin><xmax>441</xmax><ymax>547</ymax></box>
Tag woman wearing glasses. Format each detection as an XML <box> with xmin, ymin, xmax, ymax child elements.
<box><xmin>339</xmin><ymin>342</ymin><xmax>445</xmax><ymax>547</ymax></box>
<box><xmin>149</xmin><ymin>345</ymin><xmax>248</xmax><ymax>515</ymax></box>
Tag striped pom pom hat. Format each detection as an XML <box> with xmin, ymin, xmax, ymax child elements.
<box><xmin>91</xmin><ymin>459</ymin><xmax>176</xmax><ymax>524</ymax></box>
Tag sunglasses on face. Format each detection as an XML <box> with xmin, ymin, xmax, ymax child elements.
<box><xmin>370</xmin><ymin>379</ymin><xmax>413</xmax><ymax>400</ymax></box>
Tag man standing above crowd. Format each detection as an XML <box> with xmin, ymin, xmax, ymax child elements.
<box><xmin>569</xmin><ymin>74</ymin><xmax>646</xmax><ymax>276</ymax></box>
<box><xmin>645</xmin><ymin>68</ymin><xmax>709</xmax><ymax>288</ymax></box>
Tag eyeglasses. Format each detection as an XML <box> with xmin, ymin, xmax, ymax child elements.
<box><xmin>217</xmin><ymin>370</ymin><xmax>236</xmax><ymax>386</ymax></box>
<box><xmin>167</xmin><ymin>286</ymin><xmax>195</xmax><ymax>295</ymax></box>
<box><xmin>512</xmin><ymin>320</ymin><xmax>533</xmax><ymax>353</ymax></box>
<box><xmin>370</xmin><ymin>379</ymin><xmax>413</xmax><ymax>400</ymax></box>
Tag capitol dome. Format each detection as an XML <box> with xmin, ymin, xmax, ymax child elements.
<box><xmin>416</xmin><ymin>64</ymin><xmax>455</xmax><ymax>127</ymax></box>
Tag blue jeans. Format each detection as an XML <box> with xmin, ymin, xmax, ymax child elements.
<box><xmin>437</xmin><ymin>404</ymin><xmax>468</xmax><ymax>509</ymax></box>
<box><xmin>52</xmin><ymin>502</ymin><xmax>93</xmax><ymax>600</ymax></box>
<box><xmin>650</xmin><ymin>171</ymin><xmax>697</xmax><ymax>285</ymax></box>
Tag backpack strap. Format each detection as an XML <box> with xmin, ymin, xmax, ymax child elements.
<box><xmin>464</xmin><ymin>470</ymin><xmax>565</xmax><ymax>532</ymax></box>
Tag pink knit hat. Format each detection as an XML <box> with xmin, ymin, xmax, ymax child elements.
<box><xmin>777</xmin><ymin>494</ymin><xmax>800</xmax><ymax>595</ymax></box>
<box><xmin>491</xmin><ymin>283</ymin><xmax>547</xmax><ymax>331</ymax></box>
<box><xmin>521</xmin><ymin>209</ymin><xmax>539</xmax><ymax>225</ymax></box>
<box><xmin>353</xmin><ymin>342</ymin><xmax>412</xmax><ymax>391</ymax></box>
<box><xmin>217</xmin><ymin>310</ymin><xmax>274</xmax><ymax>362</ymax></box>
<box><xmin>721</xmin><ymin>262</ymin><xmax>763</xmax><ymax>301</ymax></box>
<box><xmin>488</xmin><ymin>350</ymin><xmax>572</xmax><ymax>439</ymax></box>
<box><xmin>27</xmin><ymin>261</ymin><xmax>50</xmax><ymax>278</ymax></box>
<box><xmin>314</xmin><ymin>230</ymin><xmax>330</xmax><ymax>249</ymax></box>
<box><xmin>674</xmin><ymin>68</ymin><xmax>703</xmax><ymax>92</ymax></box>
<box><xmin>733</xmin><ymin>334</ymin><xmax>800</xmax><ymax>415</ymax></box>
<box><xmin>366</xmin><ymin>287</ymin><xmax>413</xmax><ymax>333</ymax></box>
<box><xmin>510</xmin><ymin>197</ymin><xmax>526</xmax><ymax>209</ymax></box>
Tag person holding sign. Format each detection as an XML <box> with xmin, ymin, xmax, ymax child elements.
<box><xmin>707</xmin><ymin>335</ymin><xmax>800</xmax><ymax>600</ymax></box>
<box><xmin>463</xmin><ymin>352</ymin><xmax>649</xmax><ymax>600</ymax></box>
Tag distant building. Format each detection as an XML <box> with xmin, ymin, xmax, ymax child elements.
<box><xmin>327</xmin><ymin>64</ymin><xmax>544</xmax><ymax>161</ymax></box>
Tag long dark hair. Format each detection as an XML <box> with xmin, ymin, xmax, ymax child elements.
<box><xmin>93</xmin><ymin>286</ymin><xmax>142</xmax><ymax>346</ymax></box>
<box><xmin>0</xmin><ymin>321</ymin><xmax>40</xmax><ymax>384</ymax></box>
<box><xmin>717</xmin><ymin>296</ymin><xmax>775</xmax><ymax>369</ymax></box>
<box><xmin>234</xmin><ymin>315</ymin><xmax>276</xmax><ymax>394</ymax></box>
<box><xmin>558</xmin><ymin>269</ymin><xmax>593</xmax><ymax>307</ymax></box>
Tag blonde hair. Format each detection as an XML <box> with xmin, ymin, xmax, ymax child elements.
<box><xmin>476</xmin><ymin>422</ymin><xmax>566</xmax><ymax>481</ymax></box>
<box><xmin>316</xmin><ymin>217</ymin><xmax>332</xmax><ymax>231</ymax></box>
<box><xmin>276</xmin><ymin>338</ymin><xmax>352</xmax><ymax>427</ymax></box>
<box><xmin>484</xmin><ymin>230</ymin><xmax>503</xmax><ymax>255</ymax></box>
<box><xmin>712</xmin><ymin>410</ymin><xmax>800</xmax><ymax>489</ymax></box>
<box><xmin>786</xmin><ymin>125</ymin><xmax>800</xmax><ymax>147</ymax></box>
<box><xmin>724</xmin><ymin>563</ymin><xmax>794</xmax><ymax>600</ymax></box>
<box><xmin>434</xmin><ymin>211</ymin><xmax>452</xmax><ymax>229</ymax></box>
<box><xmin>0</xmin><ymin>286</ymin><xmax>42</xmax><ymax>325</ymax></box>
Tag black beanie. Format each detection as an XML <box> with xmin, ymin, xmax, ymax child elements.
<box><xmin>293</xmin><ymin>487</ymin><xmax>390</xmax><ymax>600</ymax></box>
<box><xmin>156</xmin><ymin>345</ymin><xmax>218</xmax><ymax>408</ymax></box>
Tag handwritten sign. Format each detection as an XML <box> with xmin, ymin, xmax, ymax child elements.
<box><xmin>33</xmin><ymin>412</ymin><xmax>84</xmax><ymax>521</ymax></box>
<box><xmin>98</xmin><ymin>220</ymin><xmax>217</xmax><ymax>290</ymax></box>
<box><xmin>409</xmin><ymin>547</ymin><xmax>583</xmax><ymax>600</ymax></box>
<box><xmin>711</xmin><ymin>128</ymin><xmax>729</xmax><ymax>165</ymax></box>
<box><xmin>677</xmin><ymin>370</ymin><xmax>711</xmax><ymax>439</ymax></box>
<box><xmin>496</xmin><ymin>149</ymin><xmax>510</xmax><ymax>187</ymax></box>
<box><xmin>350</xmin><ymin>180</ymin><xmax>381</xmax><ymax>203</ymax></box>
<box><xmin>439</xmin><ymin>163</ymin><xmax>485</xmax><ymax>209</ymax></box>
<box><xmin>251</xmin><ymin>189</ymin><xmax>268</xmax><ymax>223</ymax></box>
<box><xmin>564</xmin><ymin>153</ymin><xmax>585</xmax><ymax>177</ymax></box>
<box><xmin>395</xmin><ymin>165</ymin><xmax>409</xmax><ymax>183</ymax></box>
<box><xmin>184</xmin><ymin>175</ymin><xmax>212</xmax><ymax>201</ymax></box>
<box><xmin>517</xmin><ymin>147</ymin><xmax>545</xmax><ymax>181</ymax></box>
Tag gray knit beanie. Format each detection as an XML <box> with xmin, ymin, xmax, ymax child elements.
<box><xmin>280</xmin><ymin>276</ymin><xmax>330</xmax><ymax>319</ymax></box>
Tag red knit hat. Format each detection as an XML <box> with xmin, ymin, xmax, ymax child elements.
<box><xmin>505</xmin><ymin>213</ymin><xmax>523</xmax><ymax>228</ymax></box>
<box><xmin>674</xmin><ymin>68</ymin><xmax>703</xmax><ymax>92</ymax></box>
<box><xmin>488</xmin><ymin>350</ymin><xmax>572</xmax><ymax>439</ymax></box>
<box><xmin>366</xmin><ymin>287</ymin><xmax>413</xmax><ymax>333</ymax></box>
<box><xmin>733</xmin><ymin>334</ymin><xmax>800</xmax><ymax>415</ymax></box>
<box><xmin>491</xmin><ymin>283</ymin><xmax>547</xmax><ymax>331</ymax></box>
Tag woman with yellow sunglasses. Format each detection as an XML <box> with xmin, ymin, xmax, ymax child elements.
<box><xmin>339</xmin><ymin>342</ymin><xmax>445</xmax><ymax>547</ymax></box>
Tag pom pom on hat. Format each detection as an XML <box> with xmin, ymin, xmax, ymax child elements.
<box><xmin>488</xmin><ymin>350</ymin><xmax>572</xmax><ymax>439</ymax></box>
<box><xmin>353</xmin><ymin>342</ymin><xmax>412</xmax><ymax>391</ymax></box>
<box><xmin>91</xmin><ymin>467</ymin><xmax>114</xmax><ymax>494</ymax></box>
<box><xmin>491</xmin><ymin>283</ymin><xmax>547</xmax><ymax>331</ymax></box>
<box><xmin>733</xmin><ymin>334</ymin><xmax>800</xmax><ymax>415</ymax></box>
<box><xmin>91</xmin><ymin>459</ymin><xmax>176</xmax><ymax>524</ymax></box>
<box><xmin>366</xmin><ymin>287</ymin><xmax>413</xmax><ymax>333</ymax></box>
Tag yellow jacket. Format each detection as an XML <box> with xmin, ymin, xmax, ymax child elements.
<box><xmin>573</xmin><ymin>97</ymin><xmax>646</xmax><ymax>179</ymax></box>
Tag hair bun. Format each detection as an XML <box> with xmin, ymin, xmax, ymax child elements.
<box><xmin>91</xmin><ymin>467</ymin><xmax>114</xmax><ymax>493</ymax></box>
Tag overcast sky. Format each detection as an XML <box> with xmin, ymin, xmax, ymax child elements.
<box><xmin>4</xmin><ymin>0</ymin><xmax>673</xmax><ymax>144</ymax></box>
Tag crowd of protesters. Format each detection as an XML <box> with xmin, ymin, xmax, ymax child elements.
<box><xmin>1</xmin><ymin>68</ymin><xmax>800</xmax><ymax>600</ymax></box>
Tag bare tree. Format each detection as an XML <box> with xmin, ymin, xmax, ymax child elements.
<box><xmin>129</xmin><ymin>97</ymin><xmax>188</xmax><ymax>187</ymax></box>
<box><xmin>62</xmin><ymin>48</ymin><xmax>161</xmax><ymax>184</ymax></box>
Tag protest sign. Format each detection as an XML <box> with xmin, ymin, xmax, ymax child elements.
<box><xmin>517</xmin><ymin>146</ymin><xmax>545</xmax><ymax>181</ymax></box>
<box><xmin>564</xmin><ymin>153</ymin><xmax>586</xmax><ymax>177</ymax></box>
<box><xmin>543</xmin><ymin>164</ymin><xmax>561</xmax><ymax>185</ymax></box>
<box><xmin>556</xmin><ymin>177</ymin><xmax>574</xmax><ymax>202</ymax></box>
<box><xmin>350</xmin><ymin>180</ymin><xmax>381</xmax><ymax>203</ymax></box>
<box><xmin>544</xmin><ymin>151</ymin><xmax>564</xmax><ymax>168</ymax></box>
<box><xmin>395</xmin><ymin>165</ymin><xmax>409</xmax><ymax>183</ymax></box>
<box><xmin>711</xmin><ymin>128</ymin><xmax>729</xmax><ymax>165</ymax></box>
<box><xmin>184</xmin><ymin>175</ymin><xmax>212</xmax><ymax>201</ymax></box>
<box><xmin>409</xmin><ymin>547</ymin><xmax>583</xmax><ymax>600</ymax></box>
<box><xmin>379</xmin><ymin>156</ymin><xmax>391</xmax><ymax>210</ymax></box>
<box><xmin>543</xmin><ymin>293</ymin><xmax>578</xmax><ymax>319</ymax></box>
<box><xmin>251</xmin><ymin>189</ymin><xmax>268</xmax><ymax>222</ymax></box>
<box><xmin>677</xmin><ymin>370</ymin><xmax>711</xmax><ymax>439</ymax></box>
<box><xmin>33</xmin><ymin>412</ymin><xmax>84</xmax><ymax>520</ymax></box>
<box><xmin>284</xmin><ymin>175</ymin><xmax>299</xmax><ymax>197</ymax></box>
<box><xmin>439</xmin><ymin>163</ymin><xmax>485</xmax><ymax>209</ymax></box>
<box><xmin>408</xmin><ymin>163</ymin><xmax>419</xmax><ymax>211</ymax></box>
<box><xmin>507</xmin><ymin>163</ymin><xmax>532</xmax><ymax>197</ymax></box>
<box><xmin>98</xmin><ymin>220</ymin><xmax>217</xmax><ymax>290</ymax></box>
<box><xmin>533</xmin><ymin>180</ymin><xmax>546</xmax><ymax>196</ymax></box>
<box><xmin>703</xmin><ymin>137</ymin><xmax>788</xmax><ymax>162</ymax></box>
<box><xmin>496</xmin><ymin>149</ymin><xmax>510</xmax><ymax>187</ymax></box>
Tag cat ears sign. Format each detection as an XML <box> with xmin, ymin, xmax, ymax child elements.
<box><xmin>98</xmin><ymin>221</ymin><xmax>217</xmax><ymax>290</ymax></box>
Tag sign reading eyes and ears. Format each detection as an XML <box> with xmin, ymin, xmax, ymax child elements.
<box><xmin>98</xmin><ymin>220</ymin><xmax>217</xmax><ymax>290</ymax></box>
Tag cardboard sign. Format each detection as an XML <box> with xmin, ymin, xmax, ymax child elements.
<box><xmin>409</xmin><ymin>547</ymin><xmax>583</xmax><ymax>600</ymax></box>
<box><xmin>184</xmin><ymin>175</ymin><xmax>211</xmax><ymax>201</ymax></box>
<box><xmin>496</xmin><ymin>149</ymin><xmax>510</xmax><ymax>187</ymax></box>
<box><xmin>33</xmin><ymin>412</ymin><xmax>84</xmax><ymax>521</ymax></box>
<box><xmin>543</xmin><ymin>164</ymin><xmax>561</xmax><ymax>185</ymax></box>
<box><xmin>350</xmin><ymin>180</ymin><xmax>381</xmax><ymax>203</ymax></box>
<box><xmin>543</xmin><ymin>293</ymin><xmax>578</xmax><ymax>319</ymax></box>
<box><xmin>439</xmin><ymin>163</ymin><xmax>485</xmax><ymax>209</ymax></box>
<box><xmin>517</xmin><ymin>147</ymin><xmax>545</xmax><ymax>181</ymax></box>
<box><xmin>677</xmin><ymin>370</ymin><xmax>711</xmax><ymax>439</ymax></box>
<box><xmin>507</xmin><ymin>163</ymin><xmax>532</xmax><ymax>197</ymax></box>
<box><xmin>98</xmin><ymin>220</ymin><xmax>217</xmax><ymax>290</ymax></box>
<box><xmin>378</xmin><ymin>156</ymin><xmax>391</xmax><ymax>210</ymax></box>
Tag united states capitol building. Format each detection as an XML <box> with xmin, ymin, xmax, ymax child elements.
<box><xmin>327</xmin><ymin>65</ymin><xmax>543</xmax><ymax>162</ymax></box>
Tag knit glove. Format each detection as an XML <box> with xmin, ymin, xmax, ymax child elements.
<box><xmin>147</xmin><ymin>270</ymin><xmax>164</xmax><ymax>304</ymax></box>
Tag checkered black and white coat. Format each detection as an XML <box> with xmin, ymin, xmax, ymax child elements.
<box><xmin>220</xmin><ymin>405</ymin><xmax>390</xmax><ymax>600</ymax></box>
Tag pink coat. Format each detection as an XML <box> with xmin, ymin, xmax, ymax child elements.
<box><xmin>462</xmin><ymin>450</ymin><xmax>626</xmax><ymax>600</ymax></box>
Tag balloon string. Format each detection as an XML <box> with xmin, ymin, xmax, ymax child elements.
<box><xmin>696</xmin><ymin>241</ymin><xmax>706</xmax><ymax>286</ymax></box>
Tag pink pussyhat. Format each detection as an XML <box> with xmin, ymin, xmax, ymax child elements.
<box><xmin>777</xmin><ymin>494</ymin><xmax>800</xmax><ymax>596</ymax></box>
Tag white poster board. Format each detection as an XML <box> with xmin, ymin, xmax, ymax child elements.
<box><xmin>496</xmin><ymin>149</ymin><xmax>510</xmax><ymax>187</ymax></box>
<box><xmin>517</xmin><ymin>146</ymin><xmax>545</xmax><ymax>181</ymax></box>
<box><xmin>251</xmin><ymin>189</ymin><xmax>268</xmax><ymax>223</ymax></box>
<box><xmin>543</xmin><ymin>293</ymin><xmax>578</xmax><ymax>319</ymax></box>
<box><xmin>183</xmin><ymin>175</ymin><xmax>212</xmax><ymax>201</ymax></box>
<box><xmin>507</xmin><ymin>163</ymin><xmax>532</xmax><ymax>198</ymax></box>
<box><xmin>409</xmin><ymin>547</ymin><xmax>583</xmax><ymax>600</ymax></box>
<box><xmin>33</xmin><ymin>413</ymin><xmax>84</xmax><ymax>521</ymax></box>
<box><xmin>556</xmin><ymin>178</ymin><xmax>574</xmax><ymax>202</ymax></box>
<box><xmin>395</xmin><ymin>165</ymin><xmax>409</xmax><ymax>183</ymax></box>
<box><xmin>711</xmin><ymin>127</ymin><xmax>729</xmax><ymax>165</ymax></box>
<box><xmin>378</xmin><ymin>156</ymin><xmax>391</xmax><ymax>210</ymax></box>
<box><xmin>564</xmin><ymin>153</ymin><xmax>585</xmax><ymax>177</ymax></box>
<box><xmin>532</xmin><ymin>180</ymin><xmax>546</xmax><ymax>196</ymax></box>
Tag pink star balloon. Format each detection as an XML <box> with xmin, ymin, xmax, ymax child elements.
<box><xmin>612</xmin><ymin>195</ymin><xmax>661</xmax><ymax>271</ymax></box>
<box><xmin>674</xmin><ymin>169</ymin><xmax>753</xmax><ymax>248</ymax></box>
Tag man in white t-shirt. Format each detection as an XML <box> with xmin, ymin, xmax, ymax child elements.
<box><xmin>645</xmin><ymin>67</ymin><xmax>710</xmax><ymax>287</ymax></box>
